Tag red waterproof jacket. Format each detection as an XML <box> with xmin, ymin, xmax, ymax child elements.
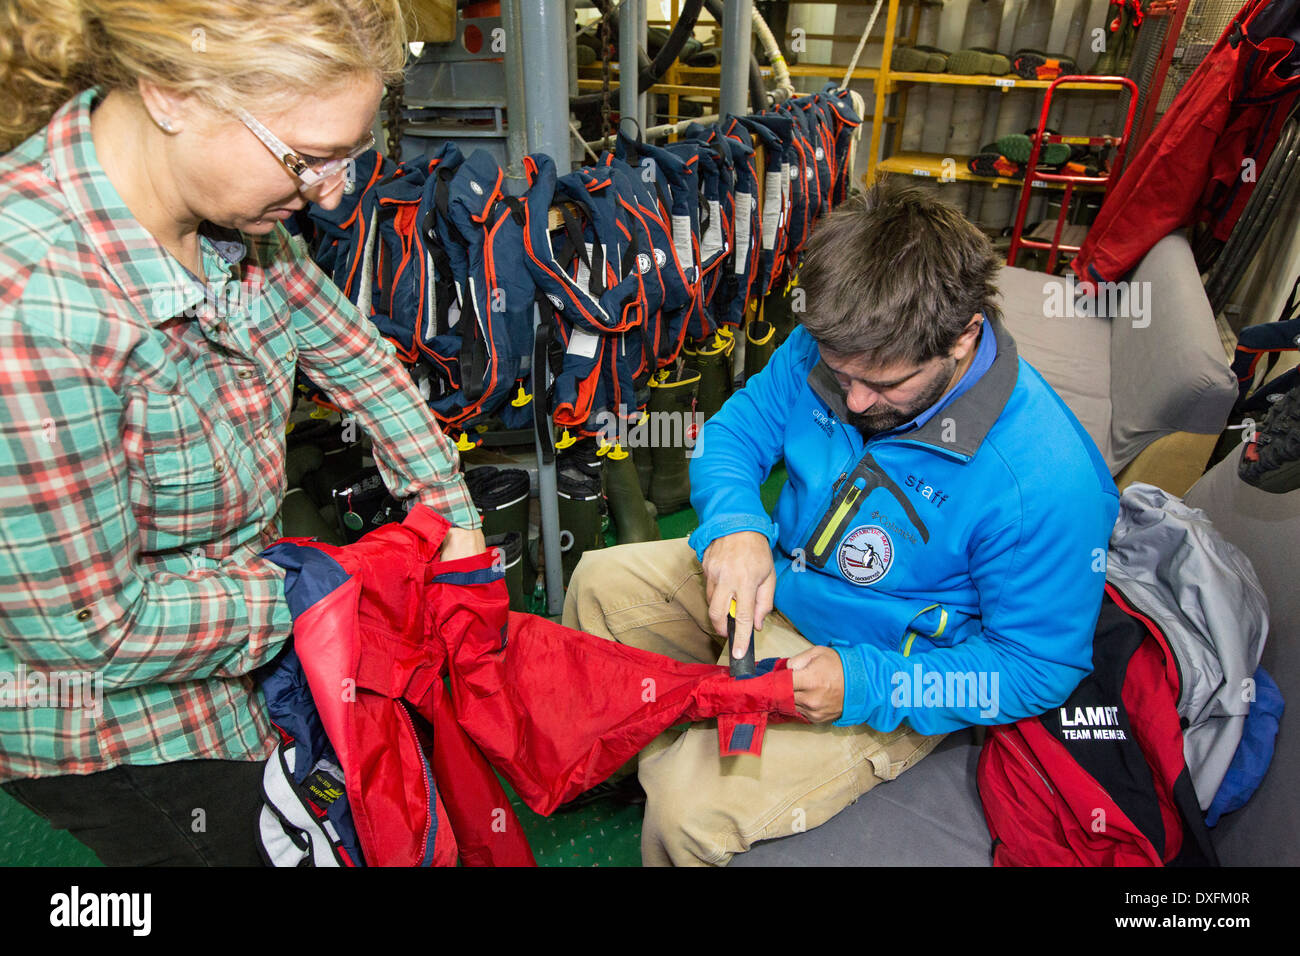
<box><xmin>262</xmin><ymin>505</ymin><xmax>801</xmax><ymax>866</ymax></box>
<box><xmin>1071</xmin><ymin>0</ymin><xmax>1300</xmax><ymax>286</ymax></box>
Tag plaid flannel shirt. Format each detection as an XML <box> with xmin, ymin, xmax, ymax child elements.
<box><xmin>0</xmin><ymin>88</ymin><xmax>479</xmax><ymax>781</ymax></box>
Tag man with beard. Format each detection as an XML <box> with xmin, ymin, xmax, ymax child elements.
<box><xmin>563</xmin><ymin>177</ymin><xmax>1119</xmax><ymax>866</ymax></box>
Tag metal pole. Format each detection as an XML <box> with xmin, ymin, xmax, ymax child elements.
<box><xmin>501</xmin><ymin>0</ymin><xmax>529</xmax><ymax>183</ymax></box>
<box><xmin>587</xmin><ymin>113</ymin><xmax>720</xmax><ymax>151</ymax></box>
<box><xmin>620</xmin><ymin>0</ymin><xmax>643</xmax><ymax>131</ymax></box>
<box><xmin>636</xmin><ymin>0</ymin><xmax>648</xmax><ymax>126</ymax></box>
<box><xmin>720</xmin><ymin>0</ymin><xmax>753</xmax><ymax>119</ymax></box>
<box><xmin>566</xmin><ymin>0</ymin><xmax>580</xmax><ymax>100</ymax></box>
<box><xmin>518</xmin><ymin>0</ymin><xmax>572</xmax><ymax>616</ymax></box>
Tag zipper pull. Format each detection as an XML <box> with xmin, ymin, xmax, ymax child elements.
<box><xmin>831</xmin><ymin>471</ymin><xmax>847</xmax><ymax>495</ymax></box>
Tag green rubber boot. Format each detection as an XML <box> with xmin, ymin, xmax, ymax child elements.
<box><xmin>631</xmin><ymin>427</ymin><xmax>654</xmax><ymax>498</ymax></box>
<box><xmin>764</xmin><ymin>279</ymin><xmax>800</xmax><ymax>347</ymax></box>
<box><xmin>285</xmin><ymin>443</ymin><xmax>324</xmax><ymax>490</ymax></box>
<box><xmin>744</xmin><ymin>318</ymin><xmax>777</xmax><ymax>384</ymax></box>
<box><xmin>485</xmin><ymin>531</ymin><xmax>526</xmax><ymax>612</ymax></box>
<box><xmin>302</xmin><ymin>442</ymin><xmax>367</xmax><ymax>509</ymax></box>
<box><xmin>465</xmin><ymin>466</ymin><xmax>531</xmax><ymax>542</ymax></box>
<box><xmin>686</xmin><ymin>329</ymin><xmax>735</xmax><ymax>423</ymax></box>
<box><xmin>280</xmin><ymin>487</ymin><xmax>344</xmax><ymax>545</ymax></box>
<box><xmin>557</xmin><ymin>450</ymin><xmax>605</xmax><ymax>588</ymax></box>
<box><xmin>646</xmin><ymin>364</ymin><xmax>701</xmax><ymax>515</ymax></box>
<box><xmin>602</xmin><ymin>442</ymin><xmax>660</xmax><ymax>544</ymax></box>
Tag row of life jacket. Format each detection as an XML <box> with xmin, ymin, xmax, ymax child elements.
<box><xmin>293</xmin><ymin>84</ymin><xmax>861</xmax><ymax>443</ymax></box>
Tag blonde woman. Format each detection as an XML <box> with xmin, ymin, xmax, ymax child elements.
<box><xmin>0</xmin><ymin>0</ymin><xmax>483</xmax><ymax>865</ymax></box>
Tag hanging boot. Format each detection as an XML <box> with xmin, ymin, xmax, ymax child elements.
<box><xmin>744</xmin><ymin>317</ymin><xmax>777</xmax><ymax>384</ymax></box>
<box><xmin>285</xmin><ymin>443</ymin><xmax>324</xmax><ymax>490</ymax></box>
<box><xmin>601</xmin><ymin>441</ymin><xmax>661</xmax><ymax>544</ymax></box>
<box><xmin>556</xmin><ymin>446</ymin><xmax>605</xmax><ymax>588</ymax></box>
<box><xmin>465</xmin><ymin>466</ymin><xmax>532</xmax><ymax>543</ymax></box>
<box><xmin>646</xmin><ymin>363</ymin><xmax>701</xmax><ymax>515</ymax></box>
<box><xmin>764</xmin><ymin>276</ymin><xmax>800</xmax><ymax>347</ymax></box>
<box><xmin>280</xmin><ymin>487</ymin><xmax>345</xmax><ymax>546</ymax></box>
<box><xmin>485</xmin><ymin>531</ymin><xmax>527</xmax><ymax>612</ymax></box>
<box><xmin>687</xmin><ymin>330</ymin><xmax>735</xmax><ymax>423</ymax></box>
<box><xmin>631</xmin><ymin>422</ymin><xmax>655</xmax><ymax>498</ymax></box>
<box><xmin>302</xmin><ymin>441</ymin><xmax>367</xmax><ymax>509</ymax></box>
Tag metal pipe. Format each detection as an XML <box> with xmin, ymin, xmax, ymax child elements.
<box><xmin>567</xmin><ymin>0</ymin><xmax>580</xmax><ymax>100</ymax></box>
<box><xmin>720</xmin><ymin>0</ymin><xmax>754</xmax><ymax>118</ymax></box>
<box><xmin>586</xmin><ymin>112</ymin><xmax>719</xmax><ymax>150</ymax></box>
<box><xmin>636</xmin><ymin>0</ymin><xmax>648</xmax><ymax>124</ymax></box>
<box><xmin>518</xmin><ymin>0</ymin><xmax>572</xmax><ymax>615</ymax></box>
<box><xmin>620</xmin><ymin>0</ymin><xmax>643</xmax><ymax>129</ymax></box>
<box><xmin>501</xmin><ymin>0</ymin><xmax>530</xmax><ymax>182</ymax></box>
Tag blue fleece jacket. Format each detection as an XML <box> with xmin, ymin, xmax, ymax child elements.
<box><xmin>687</xmin><ymin>318</ymin><xmax>1119</xmax><ymax>734</ymax></box>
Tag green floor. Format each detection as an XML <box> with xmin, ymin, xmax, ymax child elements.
<box><xmin>0</xmin><ymin>464</ymin><xmax>788</xmax><ymax>867</ymax></box>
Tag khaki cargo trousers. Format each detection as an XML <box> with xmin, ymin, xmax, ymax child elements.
<box><xmin>562</xmin><ymin>538</ymin><xmax>946</xmax><ymax>866</ymax></box>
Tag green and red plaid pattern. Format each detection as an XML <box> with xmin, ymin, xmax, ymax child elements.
<box><xmin>0</xmin><ymin>88</ymin><xmax>478</xmax><ymax>781</ymax></box>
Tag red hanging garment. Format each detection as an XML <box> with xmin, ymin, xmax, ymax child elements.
<box><xmin>1070</xmin><ymin>0</ymin><xmax>1300</xmax><ymax>288</ymax></box>
<box><xmin>261</xmin><ymin>505</ymin><xmax>801</xmax><ymax>866</ymax></box>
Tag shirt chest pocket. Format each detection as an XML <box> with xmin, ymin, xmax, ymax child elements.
<box><xmin>127</xmin><ymin>386</ymin><xmax>250</xmax><ymax>551</ymax></box>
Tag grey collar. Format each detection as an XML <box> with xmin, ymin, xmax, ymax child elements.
<box><xmin>806</xmin><ymin>315</ymin><xmax>1020</xmax><ymax>459</ymax></box>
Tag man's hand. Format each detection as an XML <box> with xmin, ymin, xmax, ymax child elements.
<box><xmin>438</xmin><ymin>527</ymin><xmax>487</xmax><ymax>562</ymax></box>
<box><xmin>788</xmin><ymin>646</ymin><xmax>845</xmax><ymax>723</ymax></box>
<box><xmin>701</xmin><ymin>530</ymin><xmax>775</xmax><ymax>664</ymax></box>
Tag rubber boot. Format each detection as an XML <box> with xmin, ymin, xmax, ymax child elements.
<box><xmin>285</xmin><ymin>443</ymin><xmax>324</xmax><ymax>490</ymax></box>
<box><xmin>465</xmin><ymin>466</ymin><xmax>531</xmax><ymax>542</ymax></box>
<box><xmin>280</xmin><ymin>487</ymin><xmax>345</xmax><ymax>546</ymax></box>
<box><xmin>764</xmin><ymin>279</ymin><xmax>799</xmax><ymax>347</ymax></box>
<box><xmin>302</xmin><ymin>442</ymin><xmax>367</xmax><ymax>509</ymax></box>
<box><xmin>631</xmin><ymin>429</ymin><xmax>654</xmax><ymax>498</ymax></box>
<box><xmin>556</xmin><ymin>451</ymin><xmax>605</xmax><ymax>588</ymax></box>
<box><xmin>686</xmin><ymin>329</ymin><xmax>735</xmax><ymax>423</ymax></box>
<box><xmin>602</xmin><ymin>443</ymin><xmax>660</xmax><ymax>544</ymax></box>
<box><xmin>646</xmin><ymin>364</ymin><xmax>701</xmax><ymax>515</ymax></box>
<box><xmin>485</xmin><ymin>531</ymin><xmax>526</xmax><ymax>612</ymax></box>
<box><xmin>744</xmin><ymin>318</ymin><xmax>777</xmax><ymax>384</ymax></box>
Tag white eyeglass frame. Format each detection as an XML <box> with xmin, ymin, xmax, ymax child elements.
<box><xmin>236</xmin><ymin>107</ymin><xmax>374</xmax><ymax>193</ymax></box>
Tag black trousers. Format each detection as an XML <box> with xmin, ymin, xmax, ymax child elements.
<box><xmin>2</xmin><ymin>759</ymin><xmax>266</xmax><ymax>866</ymax></box>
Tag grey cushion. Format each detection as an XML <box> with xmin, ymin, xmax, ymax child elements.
<box><xmin>732</xmin><ymin>730</ymin><xmax>992</xmax><ymax>866</ymax></box>
<box><xmin>994</xmin><ymin>233</ymin><xmax>1236</xmax><ymax>475</ymax></box>
<box><xmin>1185</xmin><ymin>446</ymin><xmax>1299</xmax><ymax>866</ymax></box>
<box><xmin>1110</xmin><ymin>234</ymin><xmax>1237</xmax><ymax>467</ymax></box>
<box><xmin>994</xmin><ymin>265</ymin><xmax>1115</xmax><ymax>464</ymax></box>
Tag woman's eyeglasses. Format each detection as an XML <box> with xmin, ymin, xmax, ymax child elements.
<box><xmin>236</xmin><ymin>107</ymin><xmax>374</xmax><ymax>194</ymax></box>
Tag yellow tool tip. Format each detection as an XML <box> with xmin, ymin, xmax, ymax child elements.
<box><xmin>728</xmin><ymin>598</ymin><xmax>737</xmax><ymax>617</ymax></box>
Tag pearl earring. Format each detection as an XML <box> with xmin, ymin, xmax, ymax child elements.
<box><xmin>159</xmin><ymin>118</ymin><xmax>175</xmax><ymax>133</ymax></box>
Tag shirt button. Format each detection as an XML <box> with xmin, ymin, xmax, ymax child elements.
<box><xmin>286</xmin><ymin>348</ymin><xmax>297</xmax><ymax>362</ymax></box>
<box><xmin>215</xmin><ymin>461</ymin><xmax>226</xmax><ymax>474</ymax></box>
<box><xmin>258</xmin><ymin>425</ymin><xmax>271</xmax><ymax>440</ymax></box>
<box><xmin>76</xmin><ymin>608</ymin><xmax>92</xmax><ymax>622</ymax></box>
<box><xmin>237</xmin><ymin>369</ymin><xmax>254</xmax><ymax>380</ymax></box>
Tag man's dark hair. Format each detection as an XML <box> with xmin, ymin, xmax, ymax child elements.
<box><xmin>797</xmin><ymin>176</ymin><xmax>1000</xmax><ymax>366</ymax></box>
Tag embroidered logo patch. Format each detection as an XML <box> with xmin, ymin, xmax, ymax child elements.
<box><xmin>546</xmin><ymin>293</ymin><xmax>565</xmax><ymax>311</ymax></box>
<box><xmin>837</xmin><ymin>526</ymin><xmax>893</xmax><ymax>586</ymax></box>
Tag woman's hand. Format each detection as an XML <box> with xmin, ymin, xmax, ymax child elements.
<box><xmin>438</xmin><ymin>527</ymin><xmax>487</xmax><ymax>562</ymax></box>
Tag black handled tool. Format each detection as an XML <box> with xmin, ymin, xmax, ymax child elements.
<box><xmin>728</xmin><ymin>598</ymin><xmax>756</xmax><ymax>679</ymax></box>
